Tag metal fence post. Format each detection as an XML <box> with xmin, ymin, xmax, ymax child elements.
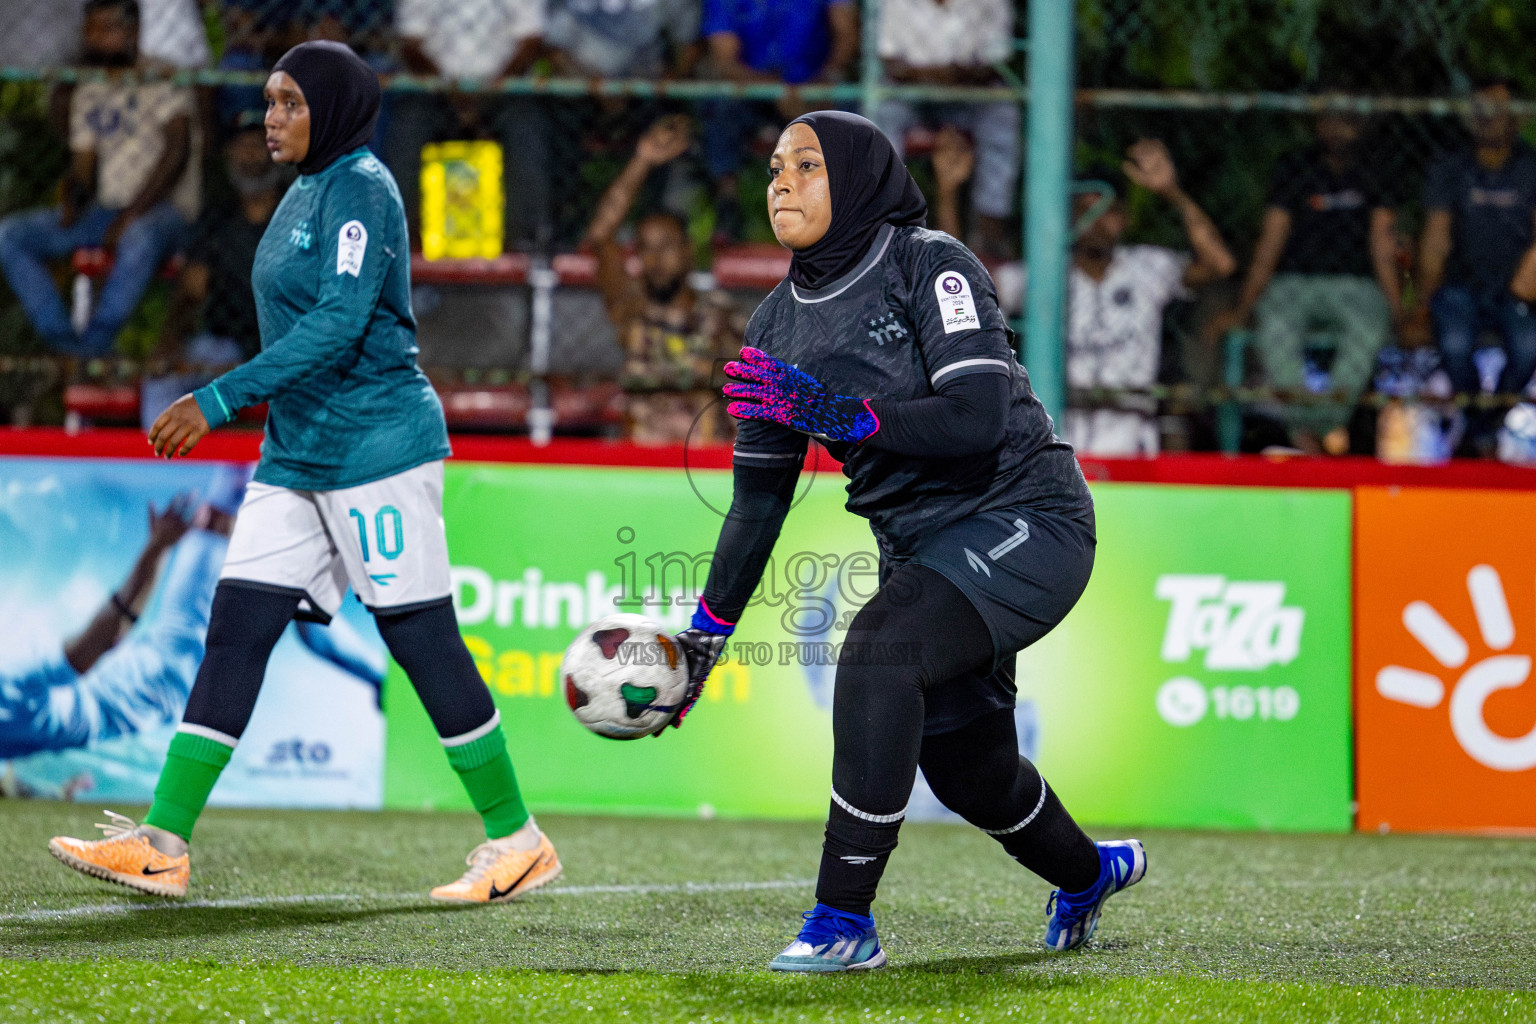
<box><xmin>861</xmin><ymin>0</ymin><xmax>882</xmax><ymax>117</ymax></box>
<box><xmin>1023</xmin><ymin>0</ymin><xmax>1074</xmax><ymax>422</ymax></box>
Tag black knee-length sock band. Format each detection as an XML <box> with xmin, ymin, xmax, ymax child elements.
<box><xmin>180</xmin><ymin>580</ymin><xmax>299</xmax><ymax>740</ymax></box>
<box><xmin>373</xmin><ymin>598</ymin><xmax>496</xmax><ymax>738</ymax></box>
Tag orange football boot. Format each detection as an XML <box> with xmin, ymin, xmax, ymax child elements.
<box><xmin>430</xmin><ymin>831</ymin><xmax>562</xmax><ymax>903</ymax></box>
<box><xmin>48</xmin><ymin>811</ymin><xmax>189</xmax><ymax>897</ymax></box>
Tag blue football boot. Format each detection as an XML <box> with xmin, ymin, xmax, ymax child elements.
<box><xmin>1042</xmin><ymin>839</ymin><xmax>1146</xmax><ymax>951</ymax></box>
<box><xmin>768</xmin><ymin>903</ymin><xmax>887</xmax><ymax>972</ymax></box>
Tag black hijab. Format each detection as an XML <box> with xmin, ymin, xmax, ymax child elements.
<box><xmin>272</xmin><ymin>41</ymin><xmax>381</xmax><ymax>176</ymax></box>
<box><xmin>785</xmin><ymin>110</ymin><xmax>928</xmax><ymax>290</ymax></box>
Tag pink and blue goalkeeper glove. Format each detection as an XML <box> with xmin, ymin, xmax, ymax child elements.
<box><xmin>662</xmin><ymin>600</ymin><xmax>734</xmax><ymax>732</ymax></box>
<box><xmin>723</xmin><ymin>347</ymin><xmax>879</xmax><ymax>445</ymax></box>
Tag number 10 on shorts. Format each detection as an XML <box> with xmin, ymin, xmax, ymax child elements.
<box><xmin>349</xmin><ymin>505</ymin><xmax>405</xmax><ymax>562</ymax></box>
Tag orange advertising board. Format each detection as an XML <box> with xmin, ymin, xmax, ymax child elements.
<box><xmin>1355</xmin><ymin>486</ymin><xmax>1536</xmax><ymax>832</ymax></box>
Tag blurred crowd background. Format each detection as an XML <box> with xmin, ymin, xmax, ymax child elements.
<box><xmin>2</xmin><ymin>0</ymin><xmax>1536</xmax><ymax>461</ymax></box>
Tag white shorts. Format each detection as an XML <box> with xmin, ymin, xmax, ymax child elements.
<box><xmin>220</xmin><ymin>460</ymin><xmax>452</xmax><ymax>620</ymax></box>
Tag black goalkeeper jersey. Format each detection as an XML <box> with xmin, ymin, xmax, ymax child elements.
<box><xmin>734</xmin><ymin>224</ymin><xmax>1093</xmax><ymax>561</ymax></box>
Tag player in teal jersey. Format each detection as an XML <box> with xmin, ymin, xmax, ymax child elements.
<box><xmin>48</xmin><ymin>42</ymin><xmax>561</xmax><ymax>904</ymax></box>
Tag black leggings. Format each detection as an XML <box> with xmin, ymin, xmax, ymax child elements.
<box><xmin>181</xmin><ymin>583</ymin><xmax>494</xmax><ymax>743</ymax></box>
<box><xmin>817</xmin><ymin>565</ymin><xmax>1100</xmax><ymax>915</ymax></box>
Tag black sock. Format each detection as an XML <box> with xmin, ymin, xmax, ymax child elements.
<box><xmin>180</xmin><ymin>581</ymin><xmax>298</xmax><ymax>738</ymax></box>
<box><xmin>816</xmin><ymin>802</ymin><xmax>902</xmax><ymax>917</ymax></box>
<box><xmin>920</xmin><ymin>708</ymin><xmax>1100</xmax><ymax>893</ymax></box>
<box><xmin>373</xmin><ymin>598</ymin><xmax>495</xmax><ymax>738</ymax></box>
<box><xmin>815</xmin><ymin>565</ymin><xmax>995</xmax><ymax>916</ymax></box>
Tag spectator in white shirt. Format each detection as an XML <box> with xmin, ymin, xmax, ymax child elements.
<box><xmin>1058</xmin><ymin>141</ymin><xmax>1236</xmax><ymax>456</ymax></box>
<box><xmin>0</xmin><ymin>0</ymin><xmax>89</xmax><ymax>69</ymax></box>
<box><xmin>138</xmin><ymin>0</ymin><xmax>210</xmax><ymax>69</ymax></box>
<box><xmin>876</xmin><ymin>0</ymin><xmax>1016</xmax><ymax>256</ymax></box>
<box><xmin>387</xmin><ymin>0</ymin><xmax>551</xmax><ymax>250</ymax></box>
<box><xmin>0</xmin><ymin>0</ymin><xmax>199</xmax><ymax>356</ymax></box>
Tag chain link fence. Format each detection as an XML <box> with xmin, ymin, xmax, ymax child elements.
<box><xmin>1072</xmin><ymin>0</ymin><xmax>1536</xmax><ymax>459</ymax></box>
<box><xmin>0</xmin><ymin>0</ymin><xmax>1036</xmax><ymax>441</ymax></box>
<box><xmin>5</xmin><ymin>1</ymin><xmax>1532</xmax><ymax>460</ymax></box>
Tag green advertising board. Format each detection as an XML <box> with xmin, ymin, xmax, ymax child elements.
<box><xmin>1019</xmin><ymin>485</ymin><xmax>1353</xmax><ymax>832</ymax></box>
<box><xmin>384</xmin><ymin>465</ymin><xmax>1353</xmax><ymax>832</ymax></box>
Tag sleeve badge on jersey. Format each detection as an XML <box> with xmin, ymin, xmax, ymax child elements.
<box><xmin>934</xmin><ymin>271</ymin><xmax>980</xmax><ymax>334</ymax></box>
<box><xmin>337</xmin><ymin>220</ymin><xmax>368</xmax><ymax>277</ymax></box>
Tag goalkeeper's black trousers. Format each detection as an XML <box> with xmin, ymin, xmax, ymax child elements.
<box><xmin>815</xmin><ymin>563</ymin><xmax>1101</xmax><ymax>917</ymax></box>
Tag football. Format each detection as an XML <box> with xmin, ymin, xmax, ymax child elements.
<box><xmin>560</xmin><ymin>614</ymin><xmax>691</xmax><ymax>739</ymax></box>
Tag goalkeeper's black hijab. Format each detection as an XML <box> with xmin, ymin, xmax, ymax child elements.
<box><xmin>785</xmin><ymin>110</ymin><xmax>928</xmax><ymax>291</ymax></box>
<box><xmin>273</xmin><ymin>40</ymin><xmax>381</xmax><ymax>176</ymax></box>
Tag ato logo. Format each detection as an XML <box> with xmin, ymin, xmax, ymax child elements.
<box><xmin>1156</xmin><ymin>575</ymin><xmax>1304</xmax><ymax>671</ymax></box>
<box><xmin>1376</xmin><ymin>565</ymin><xmax>1536</xmax><ymax>772</ymax></box>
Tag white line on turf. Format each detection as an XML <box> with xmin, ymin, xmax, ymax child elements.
<box><xmin>0</xmin><ymin>878</ymin><xmax>816</xmax><ymax>925</ymax></box>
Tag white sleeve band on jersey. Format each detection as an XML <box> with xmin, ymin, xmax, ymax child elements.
<box><xmin>930</xmin><ymin>358</ymin><xmax>1012</xmax><ymax>386</ymax></box>
<box><xmin>733</xmin><ymin>448</ymin><xmax>804</xmax><ymax>462</ymax></box>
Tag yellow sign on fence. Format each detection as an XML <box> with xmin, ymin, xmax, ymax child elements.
<box><xmin>420</xmin><ymin>140</ymin><xmax>504</xmax><ymax>260</ymax></box>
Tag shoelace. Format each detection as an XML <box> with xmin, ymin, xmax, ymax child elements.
<box><xmin>455</xmin><ymin>840</ymin><xmax>507</xmax><ymax>883</ymax></box>
<box><xmin>1045</xmin><ymin>883</ymin><xmax>1099</xmax><ymax>928</ymax></box>
<box><xmin>94</xmin><ymin>809</ymin><xmax>143</xmax><ymax>839</ymax></box>
<box><xmin>796</xmin><ymin>907</ymin><xmax>870</xmax><ymax>947</ymax></box>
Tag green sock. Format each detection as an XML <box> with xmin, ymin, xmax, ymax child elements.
<box><xmin>443</xmin><ymin>722</ymin><xmax>529</xmax><ymax>840</ymax></box>
<box><xmin>144</xmin><ymin>728</ymin><xmax>236</xmax><ymax>841</ymax></box>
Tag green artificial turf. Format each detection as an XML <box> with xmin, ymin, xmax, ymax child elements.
<box><xmin>1</xmin><ymin>801</ymin><xmax>1534</xmax><ymax>1022</ymax></box>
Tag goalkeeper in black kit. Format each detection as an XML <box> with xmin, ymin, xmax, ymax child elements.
<box><xmin>666</xmin><ymin>112</ymin><xmax>1145</xmax><ymax>971</ymax></box>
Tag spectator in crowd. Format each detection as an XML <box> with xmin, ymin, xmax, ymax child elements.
<box><xmin>143</xmin><ymin>111</ymin><xmax>283</xmax><ymax>428</ymax></box>
<box><xmin>701</xmin><ymin>0</ymin><xmax>857</xmax><ymax>241</ymax></box>
<box><xmin>0</xmin><ymin>0</ymin><xmax>89</xmax><ymax>70</ymax></box>
<box><xmin>297</xmin><ymin>2</ymin><xmax>397</xmax><ymax>156</ymax></box>
<box><xmin>299</xmin><ymin>0</ymin><xmax>393</xmax><ymax>48</ymax></box>
<box><xmin>876</xmin><ymin>0</ymin><xmax>1017</xmax><ymax>257</ymax></box>
<box><xmin>545</xmin><ymin>0</ymin><xmax>701</xmax><ymax>80</ymax></box>
<box><xmin>0</xmin><ymin>0</ymin><xmax>198</xmax><ymax>356</ymax></box>
<box><xmin>214</xmin><ymin>2</ymin><xmax>283</xmax><ymax>132</ymax></box>
<box><xmin>1206</xmin><ymin>112</ymin><xmax>1400</xmax><ymax>455</ymax></box>
<box><xmin>542</xmin><ymin>0</ymin><xmax>703</xmax><ymax>239</ymax></box>
<box><xmin>1058</xmin><ymin>140</ymin><xmax>1235</xmax><ymax>456</ymax></box>
<box><xmin>586</xmin><ymin>116</ymin><xmax>743</xmax><ymax>445</ymax></box>
<box><xmin>138</xmin><ymin>0</ymin><xmax>210</xmax><ymax>70</ymax></box>
<box><xmin>1408</xmin><ymin>77</ymin><xmax>1536</xmax><ymax>454</ymax></box>
<box><xmin>0</xmin><ymin>0</ymin><xmax>89</xmax><ymax>135</ymax></box>
<box><xmin>389</xmin><ymin>0</ymin><xmax>549</xmax><ymax>250</ymax></box>
<box><xmin>931</xmin><ymin>126</ymin><xmax>975</xmax><ymax>241</ymax></box>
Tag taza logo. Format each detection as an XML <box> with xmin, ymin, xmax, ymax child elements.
<box><xmin>1156</xmin><ymin>575</ymin><xmax>1304</xmax><ymax>671</ymax></box>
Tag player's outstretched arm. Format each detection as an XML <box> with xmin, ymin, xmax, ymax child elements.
<box><xmin>665</xmin><ymin>420</ymin><xmax>806</xmax><ymax>730</ymax></box>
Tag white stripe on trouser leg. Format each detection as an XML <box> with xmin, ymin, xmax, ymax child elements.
<box><xmin>176</xmin><ymin>722</ymin><xmax>239</xmax><ymax>748</ymax></box>
<box><xmin>830</xmin><ymin>787</ymin><xmax>907</xmax><ymax>824</ymax></box>
<box><xmin>439</xmin><ymin>709</ymin><xmax>501</xmax><ymax>747</ymax></box>
<box><xmin>981</xmin><ymin>777</ymin><xmax>1048</xmax><ymax>836</ymax></box>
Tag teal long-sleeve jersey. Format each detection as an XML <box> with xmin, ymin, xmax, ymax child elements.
<box><xmin>192</xmin><ymin>148</ymin><xmax>450</xmax><ymax>491</ymax></box>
